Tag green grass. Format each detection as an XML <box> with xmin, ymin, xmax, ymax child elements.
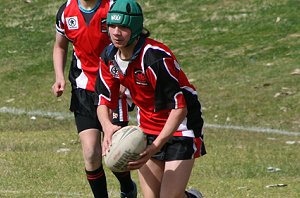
<box><xmin>0</xmin><ymin>0</ymin><xmax>299</xmax><ymax>197</ymax></box>
<box><xmin>0</xmin><ymin>129</ymin><xmax>299</xmax><ymax>197</ymax></box>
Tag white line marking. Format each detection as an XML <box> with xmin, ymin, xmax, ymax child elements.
<box><xmin>205</xmin><ymin>124</ymin><xmax>300</xmax><ymax>136</ymax></box>
<box><xmin>1</xmin><ymin>106</ymin><xmax>300</xmax><ymax>136</ymax></box>
<box><xmin>0</xmin><ymin>106</ymin><xmax>73</xmax><ymax>119</ymax></box>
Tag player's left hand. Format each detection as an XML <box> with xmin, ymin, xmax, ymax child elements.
<box><xmin>127</xmin><ymin>144</ymin><xmax>158</xmax><ymax>170</ymax></box>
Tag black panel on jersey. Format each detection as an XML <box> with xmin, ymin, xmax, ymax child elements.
<box><xmin>182</xmin><ymin>89</ymin><xmax>204</xmax><ymax>137</ymax></box>
<box><xmin>69</xmin><ymin>53</ymin><xmax>82</xmax><ymax>89</ymax></box>
<box><xmin>142</xmin><ymin>49</ymin><xmax>178</xmax><ymax>111</ymax></box>
<box><xmin>55</xmin><ymin>3</ymin><xmax>67</xmax><ymax>34</ymax></box>
<box><xmin>151</xmin><ymin>58</ymin><xmax>181</xmax><ymax>112</ymax></box>
<box><xmin>142</xmin><ymin>48</ymin><xmax>171</xmax><ymax>72</ymax></box>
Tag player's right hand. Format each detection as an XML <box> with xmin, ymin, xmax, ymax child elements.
<box><xmin>52</xmin><ymin>80</ymin><xmax>65</xmax><ymax>97</ymax></box>
<box><xmin>102</xmin><ymin>124</ymin><xmax>121</xmax><ymax>156</ymax></box>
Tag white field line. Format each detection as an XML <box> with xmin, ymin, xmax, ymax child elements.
<box><xmin>1</xmin><ymin>106</ymin><xmax>300</xmax><ymax>136</ymax></box>
<box><xmin>205</xmin><ymin>123</ymin><xmax>300</xmax><ymax>136</ymax></box>
<box><xmin>0</xmin><ymin>106</ymin><xmax>73</xmax><ymax>119</ymax></box>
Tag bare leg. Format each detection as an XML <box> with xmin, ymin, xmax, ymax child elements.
<box><xmin>138</xmin><ymin>158</ymin><xmax>165</xmax><ymax>198</ymax></box>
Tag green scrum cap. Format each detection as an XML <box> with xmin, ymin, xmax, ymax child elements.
<box><xmin>107</xmin><ymin>0</ymin><xmax>143</xmax><ymax>45</ymax></box>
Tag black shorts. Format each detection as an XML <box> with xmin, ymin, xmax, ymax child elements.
<box><xmin>70</xmin><ymin>88</ymin><xmax>128</xmax><ymax>133</ymax></box>
<box><xmin>70</xmin><ymin>89</ymin><xmax>101</xmax><ymax>133</ymax></box>
<box><xmin>146</xmin><ymin>135</ymin><xmax>202</xmax><ymax>161</ymax></box>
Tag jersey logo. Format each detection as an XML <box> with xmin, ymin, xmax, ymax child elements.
<box><xmin>134</xmin><ymin>70</ymin><xmax>148</xmax><ymax>86</ymax></box>
<box><xmin>66</xmin><ymin>16</ymin><xmax>79</xmax><ymax>30</ymax></box>
<box><xmin>101</xmin><ymin>18</ymin><xmax>108</xmax><ymax>33</ymax></box>
<box><xmin>110</xmin><ymin>64</ymin><xmax>119</xmax><ymax>78</ymax></box>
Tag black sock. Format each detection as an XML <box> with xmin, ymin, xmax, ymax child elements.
<box><xmin>112</xmin><ymin>171</ymin><xmax>134</xmax><ymax>193</ymax></box>
<box><xmin>86</xmin><ymin>166</ymin><xmax>108</xmax><ymax>198</ymax></box>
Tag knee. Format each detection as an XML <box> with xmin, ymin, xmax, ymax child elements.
<box><xmin>83</xmin><ymin>147</ymin><xmax>101</xmax><ymax>165</ymax></box>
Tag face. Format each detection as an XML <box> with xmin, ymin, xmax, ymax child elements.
<box><xmin>109</xmin><ymin>25</ymin><xmax>132</xmax><ymax>49</ymax></box>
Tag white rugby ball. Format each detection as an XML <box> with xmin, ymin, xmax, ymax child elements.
<box><xmin>104</xmin><ymin>125</ymin><xmax>147</xmax><ymax>172</ymax></box>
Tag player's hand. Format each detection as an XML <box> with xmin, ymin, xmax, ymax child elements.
<box><xmin>52</xmin><ymin>80</ymin><xmax>65</xmax><ymax>97</ymax></box>
<box><xmin>127</xmin><ymin>144</ymin><xmax>158</xmax><ymax>170</ymax></box>
<box><xmin>102</xmin><ymin>124</ymin><xmax>121</xmax><ymax>156</ymax></box>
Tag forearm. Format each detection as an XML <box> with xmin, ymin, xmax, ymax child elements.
<box><xmin>53</xmin><ymin>33</ymin><xmax>68</xmax><ymax>81</ymax></box>
<box><xmin>53</xmin><ymin>46</ymin><xmax>67</xmax><ymax>80</ymax></box>
<box><xmin>152</xmin><ymin>107</ymin><xmax>188</xmax><ymax>151</ymax></box>
<box><xmin>97</xmin><ymin>105</ymin><xmax>113</xmax><ymax>130</ymax></box>
<box><xmin>97</xmin><ymin>105</ymin><xmax>121</xmax><ymax>154</ymax></box>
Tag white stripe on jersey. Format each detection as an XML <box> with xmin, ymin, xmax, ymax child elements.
<box><xmin>141</xmin><ymin>44</ymin><xmax>172</xmax><ymax>74</ymax></box>
<box><xmin>125</xmin><ymin>89</ymin><xmax>134</xmax><ymax>108</ymax></box>
<box><xmin>74</xmin><ymin>49</ymin><xmax>82</xmax><ymax>69</ymax></box>
<box><xmin>66</xmin><ymin>0</ymin><xmax>71</xmax><ymax>6</ymax></box>
<box><xmin>173</xmin><ymin>92</ymin><xmax>182</xmax><ymax>109</ymax></box>
<box><xmin>180</xmin><ymin>130</ymin><xmax>195</xmax><ymax>138</ymax></box>
<box><xmin>98</xmin><ymin>63</ymin><xmax>112</xmax><ymax>102</ymax></box>
<box><xmin>147</xmin><ymin>66</ymin><xmax>157</xmax><ymax>81</ymax></box>
<box><xmin>117</xmin><ymin>99</ymin><xmax>124</xmax><ymax>121</ymax></box>
<box><xmin>174</xmin><ymin>60</ymin><xmax>181</xmax><ymax>70</ymax></box>
<box><xmin>181</xmin><ymin>86</ymin><xmax>198</xmax><ymax>96</ymax></box>
<box><xmin>73</xmin><ymin>49</ymin><xmax>88</xmax><ymax>89</ymax></box>
<box><xmin>162</xmin><ymin>58</ymin><xmax>178</xmax><ymax>82</ymax></box>
<box><xmin>76</xmin><ymin>72</ymin><xmax>88</xmax><ymax>89</ymax></box>
<box><xmin>136</xmin><ymin>107</ymin><xmax>141</xmax><ymax>127</ymax></box>
<box><xmin>109</xmin><ymin>0</ymin><xmax>115</xmax><ymax>8</ymax></box>
<box><xmin>56</xmin><ymin>24</ymin><xmax>65</xmax><ymax>35</ymax></box>
<box><xmin>56</xmin><ymin>9</ymin><xmax>65</xmax><ymax>35</ymax></box>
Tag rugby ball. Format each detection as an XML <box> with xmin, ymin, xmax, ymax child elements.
<box><xmin>104</xmin><ymin>125</ymin><xmax>147</xmax><ymax>172</ymax></box>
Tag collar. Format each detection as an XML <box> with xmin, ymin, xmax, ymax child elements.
<box><xmin>78</xmin><ymin>0</ymin><xmax>101</xmax><ymax>13</ymax></box>
<box><xmin>106</xmin><ymin>36</ymin><xmax>146</xmax><ymax>63</ymax></box>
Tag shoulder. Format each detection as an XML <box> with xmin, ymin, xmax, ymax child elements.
<box><xmin>100</xmin><ymin>44</ymin><xmax>118</xmax><ymax>65</ymax></box>
<box><xmin>57</xmin><ymin>1</ymin><xmax>67</xmax><ymax>15</ymax></box>
<box><xmin>142</xmin><ymin>38</ymin><xmax>174</xmax><ymax>68</ymax></box>
<box><xmin>56</xmin><ymin>1</ymin><xmax>68</xmax><ymax>22</ymax></box>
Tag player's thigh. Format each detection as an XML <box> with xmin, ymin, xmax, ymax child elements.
<box><xmin>75</xmin><ymin>111</ymin><xmax>102</xmax><ymax>157</ymax></box>
<box><xmin>138</xmin><ymin>158</ymin><xmax>164</xmax><ymax>198</ymax></box>
<box><xmin>160</xmin><ymin>159</ymin><xmax>195</xmax><ymax>198</ymax></box>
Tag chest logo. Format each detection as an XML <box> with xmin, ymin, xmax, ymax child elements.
<box><xmin>110</xmin><ymin>65</ymin><xmax>119</xmax><ymax>78</ymax></box>
<box><xmin>66</xmin><ymin>16</ymin><xmax>79</xmax><ymax>30</ymax></box>
<box><xmin>134</xmin><ymin>70</ymin><xmax>148</xmax><ymax>86</ymax></box>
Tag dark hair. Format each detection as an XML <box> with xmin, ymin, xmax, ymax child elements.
<box><xmin>141</xmin><ymin>27</ymin><xmax>150</xmax><ymax>38</ymax></box>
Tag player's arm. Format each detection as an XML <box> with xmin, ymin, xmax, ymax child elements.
<box><xmin>97</xmin><ymin>105</ymin><xmax>121</xmax><ymax>155</ymax></box>
<box><xmin>52</xmin><ymin>3</ymin><xmax>68</xmax><ymax>97</ymax></box>
<box><xmin>128</xmin><ymin>107</ymin><xmax>187</xmax><ymax>170</ymax></box>
<box><xmin>152</xmin><ymin>107</ymin><xmax>187</xmax><ymax>149</ymax></box>
<box><xmin>95</xmin><ymin>55</ymin><xmax>122</xmax><ymax>154</ymax></box>
<box><xmin>52</xmin><ymin>32</ymin><xmax>68</xmax><ymax>97</ymax></box>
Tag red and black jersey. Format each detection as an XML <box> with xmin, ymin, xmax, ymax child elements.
<box><xmin>55</xmin><ymin>0</ymin><xmax>113</xmax><ymax>91</ymax></box>
<box><xmin>95</xmin><ymin>37</ymin><xmax>204</xmax><ymax>138</ymax></box>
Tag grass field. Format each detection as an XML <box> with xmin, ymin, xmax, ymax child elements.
<box><xmin>0</xmin><ymin>0</ymin><xmax>299</xmax><ymax>197</ymax></box>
